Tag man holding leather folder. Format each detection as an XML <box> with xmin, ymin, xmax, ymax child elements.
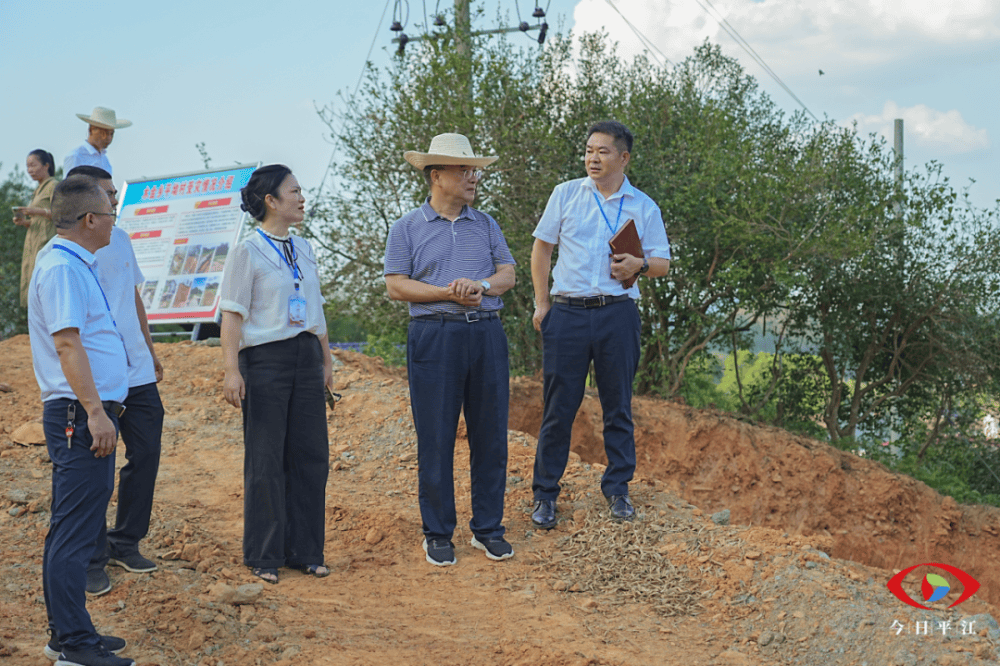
<box><xmin>530</xmin><ymin>120</ymin><xmax>671</xmax><ymax>528</ymax></box>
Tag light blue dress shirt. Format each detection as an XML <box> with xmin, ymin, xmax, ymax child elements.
<box><xmin>64</xmin><ymin>142</ymin><xmax>113</xmax><ymax>178</ymax></box>
<box><xmin>532</xmin><ymin>175</ymin><xmax>671</xmax><ymax>299</ymax></box>
<box><xmin>28</xmin><ymin>238</ymin><xmax>129</xmax><ymax>403</ymax></box>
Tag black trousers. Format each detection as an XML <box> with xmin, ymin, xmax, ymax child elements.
<box><xmin>89</xmin><ymin>382</ymin><xmax>164</xmax><ymax>570</ymax></box>
<box><xmin>42</xmin><ymin>400</ymin><xmax>118</xmax><ymax>650</ymax></box>
<box><xmin>533</xmin><ymin>299</ymin><xmax>641</xmax><ymax>500</ymax></box>
<box><xmin>239</xmin><ymin>332</ymin><xmax>329</xmax><ymax>568</ymax></box>
<box><xmin>407</xmin><ymin>316</ymin><xmax>509</xmax><ymax>541</ymax></box>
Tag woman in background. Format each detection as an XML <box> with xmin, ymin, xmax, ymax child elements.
<box><xmin>14</xmin><ymin>149</ymin><xmax>58</xmax><ymax>307</ymax></box>
<box><xmin>219</xmin><ymin>164</ymin><xmax>333</xmax><ymax>584</ymax></box>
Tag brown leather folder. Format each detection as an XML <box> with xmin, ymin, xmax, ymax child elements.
<box><xmin>608</xmin><ymin>219</ymin><xmax>643</xmax><ymax>289</ymax></box>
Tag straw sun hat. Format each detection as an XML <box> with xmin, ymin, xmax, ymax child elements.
<box><xmin>403</xmin><ymin>133</ymin><xmax>498</xmax><ymax>170</ymax></box>
<box><xmin>76</xmin><ymin>106</ymin><xmax>132</xmax><ymax>130</ymax></box>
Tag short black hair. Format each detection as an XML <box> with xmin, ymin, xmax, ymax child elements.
<box><xmin>240</xmin><ymin>164</ymin><xmax>293</xmax><ymax>221</ymax></box>
<box><xmin>587</xmin><ymin>120</ymin><xmax>633</xmax><ymax>154</ymax></box>
<box><xmin>66</xmin><ymin>165</ymin><xmax>112</xmax><ymax>180</ymax></box>
<box><xmin>51</xmin><ymin>176</ymin><xmax>104</xmax><ymax>231</ymax></box>
<box><xmin>422</xmin><ymin>165</ymin><xmax>446</xmax><ymax>189</ymax></box>
<box><xmin>28</xmin><ymin>149</ymin><xmax>55</xmax><ymax>177</ymax></box>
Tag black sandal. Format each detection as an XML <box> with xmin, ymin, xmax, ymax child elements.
<box><xmin>252</xmin><ymin>567</ymin><xmax>279</xmax><ymax>584</ymax></box>
<box><xmin>294</xmin><ymin>563</ymin><xmax>330</xmax><ymax>578</ymax></box>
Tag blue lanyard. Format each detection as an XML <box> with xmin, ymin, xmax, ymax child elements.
<box><xmin>52</xmin><ymin>244</ymin><xmax>118</xmax><ymax>329</ymax></box>
<box><xmin>256</xmin><ymin>229</ymin><xmax>302</xmax><ymax>287</ymax></box>
<box><xmin>593</xmin><ymin>192</ymin><xmax>625</xmax><ymax>235</ymax></box>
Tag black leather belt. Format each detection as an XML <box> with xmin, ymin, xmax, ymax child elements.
<box><xmin>101</xmin><ymin>400</ymin><xmax>126</xmax><ymax>417</ymax></box>
<box><xmin>552</xmin><ymin>295</ymin><xmax>632</xmax><ymax>308</ymax></box>
<box><xmin>412</xmin><ymin>310</ymin><xmax>500</xmax><ymax>323</ymax></box>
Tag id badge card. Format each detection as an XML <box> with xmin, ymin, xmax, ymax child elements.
<box><xmin>288</xmin><ymin>294</ymin><xmax>307</xmax><ymax>328</ymax></box>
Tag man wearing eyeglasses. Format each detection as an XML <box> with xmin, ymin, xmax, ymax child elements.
<box><xmin>384</xmin><ymin>133</ymin><xmax>516</xmax><ymax>567</ymax></box>
<box><xmin>28</xmin><ymin>175</ymin><xmax>136</xmax><ymax>666</ymax></box>
<box><xmin>530</xmin><ymin>121</ymin><xmax>671</xmax><ymax>529</ymax></box>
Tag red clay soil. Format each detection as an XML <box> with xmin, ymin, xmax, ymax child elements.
<box><xmin>508</xmin><ymin>377</ymin><xmax>1000</xmax><ymax>607</ymax></box>
<box><xmin>1</xmin><ymin>334</ymin><xmax>998</xmax><ymax>666</ymax></box>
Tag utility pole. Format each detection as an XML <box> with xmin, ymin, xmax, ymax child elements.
<box><xmin>390</xmin><ymin>0</ymin><xmax>548</xmax><ymax>55</ymax></box>
<box><xmin>893</xmin><ymin>118</ymin><xmax>903</xmax><ymax>218</ymax></box>
<box><xmin>455</xmin><ymin>0</ymin><xmax>471</xmax><ymax>57</ymax></box>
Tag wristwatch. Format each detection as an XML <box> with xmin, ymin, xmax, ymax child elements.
<box><xmin>480</xmin><ymin>280</ymin><xmax>491</xmax><ymax>293</ymax></box>
<box><xmin>639</xmin><ymin>257</ymin><xmax>649</xmax><ymax>275</ymax></box>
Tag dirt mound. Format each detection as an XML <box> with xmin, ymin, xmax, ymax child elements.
<box><xmin>1</xmin><ymin>334</ymin><xmax>999</xmax><ymax>665</ymax></box>
<box><xmin>509</xmin><ymin>380</ymin><xmax>1000</xmax><ymax>608</ymax></box>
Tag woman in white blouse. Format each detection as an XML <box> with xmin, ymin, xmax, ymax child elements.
<box><xmin>219</xmin><ymin>164</ymin><xmax>334</xmax><ymax>584</ymax></box>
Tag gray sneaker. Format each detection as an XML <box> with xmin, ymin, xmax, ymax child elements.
<box><xmin>108</xmin><ymin>552</ymin><xmax>157</xmax><ymax>573</ymax></box>
<box><xmin>422</xmin><ymin>538</ymin><xmax>457</xmax><ymax>566</ymax></box>
<box><xmin>55</xmin><ymin>643</ymin><xmax>134</xmax><ymax>666</ymax></box>
<box><xmin>85</xmin><ymin>568</ymin><xmax>112</xmax><ymax>596</ymax></box>
<box><xmin>45</xmin><ymin>632</ymin><xmax>126</xmax><ymax>661</ymax></box>
<box><xmin>471</xmin><ymin>535</ymin><xmax>514</xmax><ymax>561</ymax></box>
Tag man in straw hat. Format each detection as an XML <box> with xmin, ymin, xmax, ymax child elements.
<box><xmin>384</xmin><ymin>133</ymin><xmax>517</xmax><ymax>566</ymax></box>
<box><xmin>64</xmin><ymin>107</ymin><xmax>132</xmax><ymax>178</ymax></box>
<box><xmin>529</xmin><ymin>120</ymin><xmax>671</xmax><ymax>529</ymax></box>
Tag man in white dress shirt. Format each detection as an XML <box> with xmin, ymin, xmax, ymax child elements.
<box><xmin>40</xmin><ymin>166</ymin><xmax>164</xmax><ymax>599</ymax></box>
<box><xmin>63</xmin><ymin>107</ymin><xmax>132</xmax><ymax>179</ymax></box>
<box><xmin>29</xmin><ymin>174</ymin><xmax>135</xmax><ymax>666</ymax></box>
<box><xmin>529</xmin><ymin>120</ymin><xmax>671</xmax><ymax>528</ymax></box>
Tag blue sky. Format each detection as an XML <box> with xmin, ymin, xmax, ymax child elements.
<box><xmin>1</xmin><ymin>0</ymin><xmax>997</xmax><ymax>212</ymax></box>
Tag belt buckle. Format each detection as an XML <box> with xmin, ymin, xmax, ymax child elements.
<box><xmin>465</xmin><ymin>310</ymin><xmax>481</xmax><ymax>323</ymax></box>
<box><xmin>583</xmin><ymin>296</ymin><xmax>605</xmax><ymax>308</ymax></box>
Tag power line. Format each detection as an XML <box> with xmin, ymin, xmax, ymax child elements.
<box><xmin>604</xmin><ymin>0</ymin><xmax>672</xmax><ymax>66</ymax></box>
<box><xmin>692</xmin><ymin>0</ymin><xmax>818</xmax><ymax>121</ymax></box>
<box><xmin>314</xmin><ymin>0</ymin><xmax>394</xmax><ymax>205</ymax></box>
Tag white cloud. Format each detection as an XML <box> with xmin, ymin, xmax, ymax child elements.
<box><xmin>572</xmin><ymin>0</ymin><xmax>1000</xmax><ymax>75</ymax></box>
<box><xmin>848</xmin><ymin>101</ymin><xmax>990</xmax><ymax>155</ymax></box>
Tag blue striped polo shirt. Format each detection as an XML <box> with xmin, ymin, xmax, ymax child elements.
<box><xmin>384</xmin><ymin>199</ymin><xmax>516</xmax><ymax>316</ymax></box>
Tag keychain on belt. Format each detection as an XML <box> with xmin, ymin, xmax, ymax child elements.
<box><xmin>66</xmin><ymin>403</ymin><xmax>76</xmax><ymax>449</ymax></box>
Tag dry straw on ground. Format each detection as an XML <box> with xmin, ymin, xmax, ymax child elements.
<box><xmin>548</xmin><ymin>504</ymin><xmax>707</xmax><ymax>617</ymax></box>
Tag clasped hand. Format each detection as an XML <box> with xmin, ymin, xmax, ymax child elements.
<box><xmin>447</xmin><ymin>278</ymin><xmax>483</xmax><ymax>307</ymax></box>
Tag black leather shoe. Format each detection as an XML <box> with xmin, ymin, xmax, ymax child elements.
<box><xmin>607</xmin><ymin>494</ymin><xmax>635</xmax><ymax>522</ymax></box>
<box><xmin>531</xmin><ymin>499</ymin><xmax>557</xmax><ymax>529</ymax></box>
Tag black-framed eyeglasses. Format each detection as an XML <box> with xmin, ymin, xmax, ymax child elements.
<box><xmin>76</xmin><ymin>211</ymin><xmax>117</xmax><ymax>220</ymax></box>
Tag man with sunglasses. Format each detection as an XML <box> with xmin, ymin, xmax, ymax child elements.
<box><xmin>28</xmin><ymin>175</ymin><xmax>135</xmax><ymax>666</ymax></box>
<box><xmin>384</xmin><ymin>133</ymin><xmax>516</xmax><ymax>567</ymax></box>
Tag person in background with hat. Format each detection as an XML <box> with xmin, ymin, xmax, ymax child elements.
<box><xmin>64</xmin><ymin>107</ymin><xmax>132</xmax><ymax>178</ymax></box>
<box><xmin>13</xmin><ymin>149</ymin><xmax>58</xmax><ymax>308</ymax></box>
<box><xmin>529</xmin><ymin>120</ymin><xmax>671</xmax><ymax>529</ymax></box>
<box><xmin>384</xmin><ymin>133</ymin><xmax>517</xmax><ymax>566</ymax></box>
<box><xmin>28</xmin><ymin>175</ymin><xmax>134</xmax><ymax>666</ymax></box>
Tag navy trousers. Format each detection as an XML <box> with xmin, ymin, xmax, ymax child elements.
<box><xmin>532</xmin><ymin>299</ymin><xmax>641</xmax><ymax>500</ymax></box>
<box><xmin>42</xmin><ymin>399</ymin><xmax>118</xmax><ymax>651</ymax></box>
<box><xmin>239</xmin><ymin>332</ymin><xmax>329</xmax><ymax>569</ymax></box>
<box><xmin>407</xmin><ymin>315</ymin><xmax>509</xmax><ymax>541</ymax></box>
<box><xmin>89</xmin><ymin>382</ymin><xmax>164</xmax><ymax>570</ymax></box>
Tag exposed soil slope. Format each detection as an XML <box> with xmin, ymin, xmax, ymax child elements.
<box><xmin>1</xmin><ymin>334</ymin><xmax>998</xmax><ymax>666</ymax></box>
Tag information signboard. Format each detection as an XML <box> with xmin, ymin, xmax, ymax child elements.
<box><xmin>117</xmin><ymin>164</ymin><xmax>259</xmax><ymax>325</ymax></box>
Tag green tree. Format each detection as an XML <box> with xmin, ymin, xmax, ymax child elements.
<box><xmin>0</xmin><ymin>165</ymin><xmax>33</xmax><ymax>338</ymax></box>
<box><xmin>309</xmin><ymin>28</ymin><xmax>1000</xmax><ymax>455</ymax></box>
